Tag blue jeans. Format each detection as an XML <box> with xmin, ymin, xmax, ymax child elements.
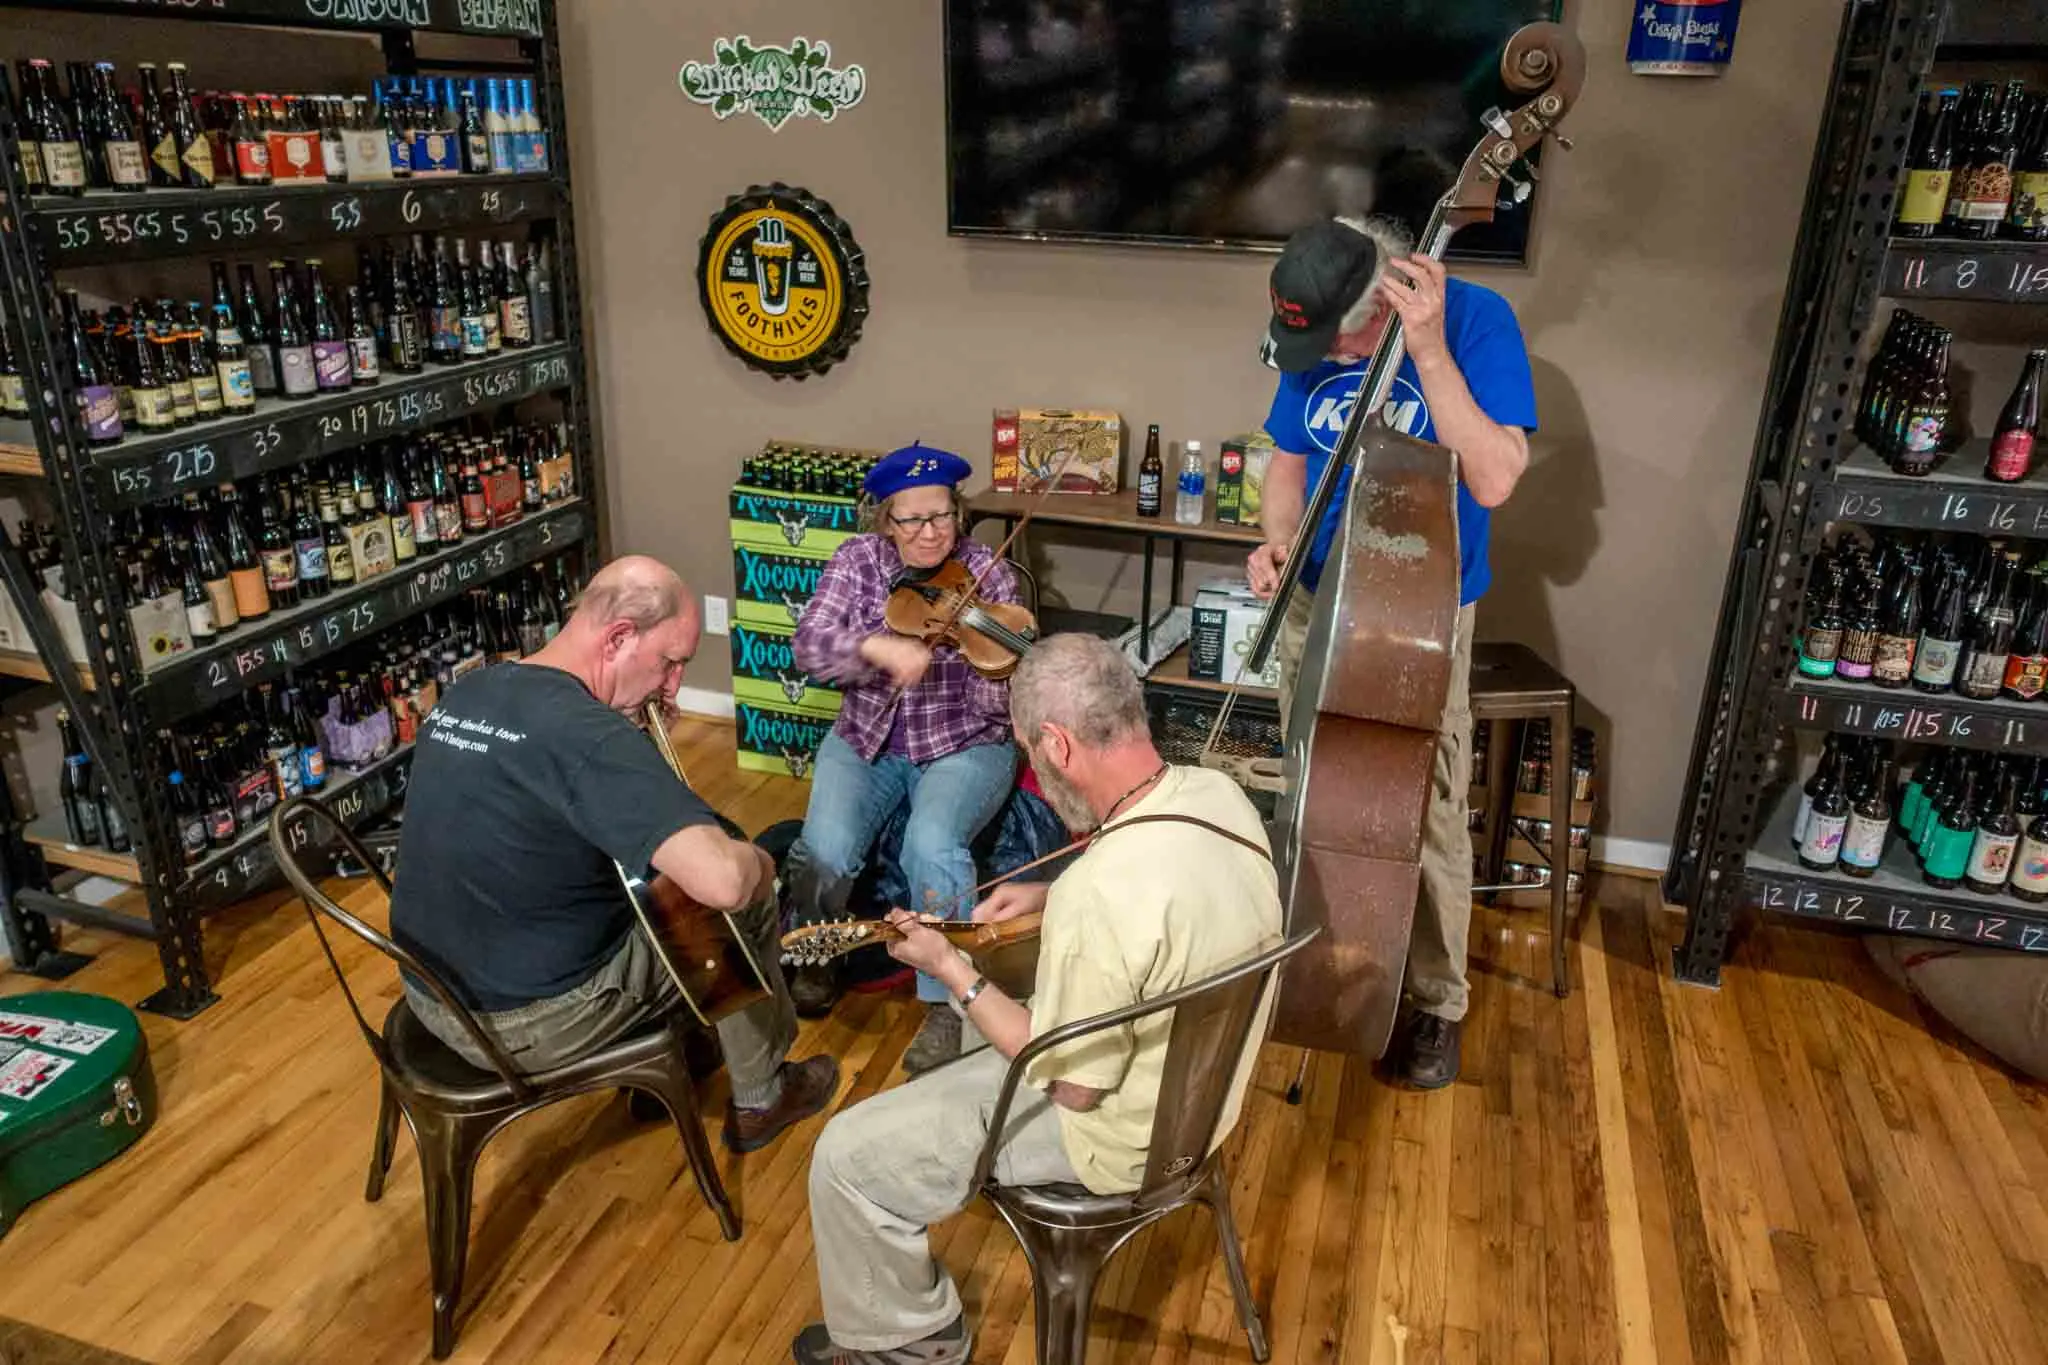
<box><xmin>789</xmin><ymin>733</ymin><xmax>1017</xmax><ymax>1002</ymax></box>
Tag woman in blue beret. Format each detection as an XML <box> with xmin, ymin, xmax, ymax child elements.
<box><xmin>789</xmin><ymin>442</ymin><xmax>1021</xmax><ymax>1073</ymax></box>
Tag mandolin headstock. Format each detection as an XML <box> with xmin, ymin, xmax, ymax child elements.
<box><xmin>1442</xmin><ymin>21</ymin><xmax>1588</xmax><ymax>233</ymax></box>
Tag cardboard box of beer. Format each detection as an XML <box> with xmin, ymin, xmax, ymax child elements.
<box><xmin>734</xmin><ymin>699</ymin><xmax>839</xmax><ymax>782</ymax></box>
<box><xmin>1187</xmin><ymin>579</ymin><xmax>1282</xmax><ymax>689</ymax></box>
<box><xmin>992</xmin><ymin>408</ymin><xmax>1122</xmax><ymax>494</ymax></box>
<box><xmin>1218</xmin><ymin>432</ymin><xmax>1274</xmax><ymax>526</ymax></box>
<box><xmin>729</xmin><ymin>620</ymin><xmax>843</xmax><ymax>716</ymax></box>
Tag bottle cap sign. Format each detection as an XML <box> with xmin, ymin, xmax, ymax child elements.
<box><xmin>697</xmin><ymin>184</ymin><xmax>869</xmax><ymax>381</ymax></box>
<box><xmin>1627</xmin><ymin>0</ymin><xmax>1742</xmax><ymax>75</ymax></box>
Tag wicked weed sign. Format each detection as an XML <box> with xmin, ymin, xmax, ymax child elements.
<box><xmin>680</xmin><ymin>36</ymin><xmax>866</xmax><ymax>131</ymax></box>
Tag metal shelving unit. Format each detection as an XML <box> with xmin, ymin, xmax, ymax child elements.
<box><xmin>1667</xmin><ymin>0</ymin><xmax>2048</xmax><ymax>982</ymax></box>
<box><xmin>0</xmin><ymin>0</ymin><xmax>602</xmax><ymax>1015</ymax></box>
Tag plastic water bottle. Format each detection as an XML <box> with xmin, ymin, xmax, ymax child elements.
<box><xmin>1175</xmin><ymin>440</ymin><xmax>1206</xmax><ymax>526</ymax></box>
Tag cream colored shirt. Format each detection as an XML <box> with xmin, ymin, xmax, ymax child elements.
<box><xmin>1025</xmin><ymin>765</ymin><xmax>1283</xmax><ymax>1194</ymax></box>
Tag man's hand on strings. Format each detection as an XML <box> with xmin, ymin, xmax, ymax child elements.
<box><xmin>973</xmin><ymin>881</ymin><xmax>1050</xmax><ymax>924</ymax></box>
<box><xmin>1379</xmin><ymin>255</ymin><xmax>1449</xmax><ymax>365</ymax></box>
<box><xmin>1246</xmin><ymin>542</ymin><xmax>1286</xmax><ymax>599</ymax></box>
<box><xmin>884</xmin><ymin>908</ymin><xmax>958</xmax><ymax>976</ymax></box>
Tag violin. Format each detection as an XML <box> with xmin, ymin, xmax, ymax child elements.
<box><xmin>885</xmin><ymin>559</ymin><xmax>1039</xmax><ymax>679</ymax></box>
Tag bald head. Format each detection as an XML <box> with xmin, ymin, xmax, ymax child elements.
<box><xmin>572</xmin><ymin>554</ymin><xmax>690</xmax><ymax>633</ymax></box>
<box><xmin>1012</xmin><ymin>634</ymin><xmax>1148</xmax><ymax>749</ymax></box>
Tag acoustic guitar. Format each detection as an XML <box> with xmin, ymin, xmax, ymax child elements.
<box><xmin>612</xmin><ymin>700</ymin><xmax>774</xmax><ymax>1028</ymax></box>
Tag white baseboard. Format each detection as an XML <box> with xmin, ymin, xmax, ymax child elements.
<box><xmin>1592</xmin><ymin>836</ymin><xmax>1669</xmax><ymax>875</ymax></box>
<box><xmin>675</xmin><ymin>686</ymin><xmax>737</xmax><ymax>719</ymax></box>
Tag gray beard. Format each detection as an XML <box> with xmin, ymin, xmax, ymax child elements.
<box><xmin>1034</xmin><ymin>755</ymin><xmax>1099</xmax><ymax>834</ymax></box>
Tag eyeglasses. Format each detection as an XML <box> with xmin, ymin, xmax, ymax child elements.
<box><xmin>888</xmin><ymin>510</ymin><xmax>957</xmax><ymax>534</ymax></box>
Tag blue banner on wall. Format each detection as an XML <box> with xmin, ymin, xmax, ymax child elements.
<box><xmin>1628</xmin><ymin>0</ymin><xmax>1742</xmax><ymax>75</ymax></box>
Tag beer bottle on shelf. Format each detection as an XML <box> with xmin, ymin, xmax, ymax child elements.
<box><xmin>1957</xmin><ymin>553</ymin><xmax>2018</xmax><ymax>700</ymax></box>
<box><xmin>1896</xmin><ymin>88</ymin><xmax>1956</xmax><ymax>238</ymax></box>
<box><xmin>343</xmin><ymin>284</ymin><xmax>380</xmax><ymax>385</ymax></box>
<box><xmin>429</xmin><ymin>237</ymin><xmax>462</xmax><ymax>364</ymax></box>
<box><xmin>1966</xmin><ymin>765</ymin><xmax>2024</xmax><ymax>894</ymax></box>
<box><xmin>1796</xmin><ymin>557</ymin><xmax>1845</xmax><ymax>678</ymax></box>
<box><xmin>128</xmin><ymin>315</ymin><xmax>177</xmax><ymax>435</ymax></box>
<box><xmin>167</xmin><ymin>745</ymin><xmax>207</xmax><ymax>864</ymax></box>
<box><xmin>1872</xmin><ymin>553</ymin><xmax>1923</xmax><ymax>687</ymax></box>
<box><xmin>262</xmin><ymin>685</ymin><xmax>303</xmax><ymax>801</ymax></box>
<box><xmin>1793</xmin><ymin>731</ymin><xmax>1842</xmax><ymax>847</ymax></box>
<box><xmin>1924</xmin><ymin>767</ymin><xmax>1980</xmax><ymax>888</ymax></box>
<box><xmin>292</xmin><ymin>470</ymin><xmax>330</xmax><ymax>598</ymax></box>
<box><xmin>97</xmin><ymin>62</ymin><xmax>148</xmax><ymax>192</ymax></box>
<box><xmin>403</xmin><ymin>446</ymin><xmax>438</xmax><ymax>552</ymax></box>
<box><xmin>456</xmin><ymin>240</ymin><xmax>489</xmax><ymax>359</ymax></box>
<box><xmin>174</xmin><ymin>526</ymin><xmax>216</xmax><ymax>641</ymax></box>
<box><xmin>1913</xmin><ymin>559</ymin><xmax>1966</xmax><ymax>692</ymax></box>
<box><xmin>0</xmin><ymin>320</ymin><xmax>28</xmax><ymax>419</ymax></box>
<box><xmin>97</xmin><ymin>777</ymin><xmax>131</xmax><ymax>855</ymax></box>
<box><xmin>527</xmin><ymin>239</ymin><xmax>557</xmax><ymax>343</ymax></box>
<box><xmin>1893</xmin><ymin>327</ymin><xmax>1951</xmax><ymax>475</ymax></box>
<box><xmin>1839</xmin><ymin>752</ymin><xmax>1894</xmax><ymax>879</ymax></box>
<box><xmin>1137</xmin><ymin>424</ymin><xmax>1164</xmax><ymax>517</ymax></box>
<box><xmin>2011</xmin><ymin>783</ymin><xmax>2048</xmax><ymax>902</ymax></box>
<box><xmin>294</xmin><ymin>686</ymin><xmax>328</xmax><ymax>791</ymax></box>
<box><xmin>237</xmin><ymin>264</ymin><xmax>280</xmax><ymax>397</ymax></box>
<box><xmin>307</xmin><ymin>260</ymin><xmax>352</xmax><ymax>393</ymax></box>
<box><xmin>1902</xmin><ymin>747</ymin><xmax>1942</xmax><ymax>849</ymax></box>
<box><xmin>212</xmin><ymin>297</ymin><xmax>256</xmax><ymax>414</ymax></box>
<box><xmin>321</xmin><ymin>487</ymin><xmax>355</xmax><ymax>587</ymax></box>
<box><xmin>460</xmin><ymin>456</ymin><xmax>488</xmax><ymax>533</ymax></box>
<box><xmin>258</xmin><ymin>477</ymin><xmax>299</xmax><ymax>609</ymax></box>
<box><xmin>59</xmin><ymin>61</ymin><xmax>97</xmax><ymax>190</ymax></box>
<box><xmin>11</xmin><ymin>62</ymin><xmax>48</xmax><ymax>195</ymax></box>
<box><xmin>383</xmin><ymin>452</ymin><xmax>417</xmax><ymax>562</ymax></box>
<box><xmin>63</xmin><ymin>290</ymin><xmax>121</xmax><ymax>446</ymax></box>
<box><xmin>1943</xmin><ymin>82</ymin><xmax>1991</xmax><ymax>233</ymax></box>
<box><xmin>230</xmin><ymin>93</ymin><xmax>271</xmax><ymax>186</ymax></box>
<box><xmin>2009</xmin><ymin>92</ymin><xmax>2048</xmax><ymax>242</ymax></box>
<box><xmin>384</xmin><ymin>257</ymin><xmax>427</xmax><ymax>374</ymax></box>
<box><xmin>139</xmin><ymin>62</ymin><xmax>177</xmax><ymax>188</ymax></box>
<box><xmin>1987</xmin><ymin>349</ymin><xmax>2044</xmax><ymax>483</ymax></box>
<box><xmin>1962</xmin><ymin>81</ymin><xmax>2024</xmax><ymax>240</ymax></box>
<box><xmin>459</xmin><ymin>82</ymin><xmax>491</xmax><ymax>174</ymax></box>
<box><xmin>31</xmin><ymin>61</ymin><xmax>87</xmax><ymax>196</ymax></box>
<box><xmin>1856</xmin><ymin>313</ymin><xmax>1905</xmax><ymax>446</ymax></box>
<box><xmin>271</xmin><ymin>261</ymin><xmax>318</xmax><ymax>399</ymax></box>
<box><xmin>1836</xmin><ymin>573</ymin><xmax>1881</xmax><ymax>682</ymax></box>
<box><xmin>152</xmin><ymin>302</ymin><xmax>197</xmax><ymax>426</ymax></box>
<box><xmin>538</xmin><ymin>565</ymin><xmax>563</xmax><ymax>641</ymax></box>
<box><xmin>1797</xmin><ymin>746</ymin><xmax>1851</xmax><ymax>871</ymax></box>
<box><xmin>2005</xmin><ymin>578</ymin><xmax>2048</xmax><ymax>700</ymax></box>
<box><xmin>166</xmin><ymin>63</ymin><xmax>212</xmax><ymax>189</ymax></box>
<box><xmin>56</xmin><ymin>708</ymin><xmax>101</xmax><ymax>847</ymax></box>
<box><xmin>499</xmin><ymin>241</ymin><xmax>533</xmax><ymax>348</ymax></box>
<box><xmin>218</xmin><ymin>484</ymin><xmax>271</xmax><ymax>622</ymax></box>
<box><xmin>517</xmin><ymin>579</ymin><xmax>546</xmax><ymax>655</ymax></box>
<box><xmin>183</xmin><ymin>303</ymin><xmax>224</xmax><ymax>420</ymax></box>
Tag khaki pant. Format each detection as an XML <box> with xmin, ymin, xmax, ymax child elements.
<box><xmin>1277</xmin><ymin>592</ymin><xmax>1477</xmax><ymax>1023</ymax></box>
<box><xmin>809</xmin><ymin>1046</ymin><xmax>1080</xmax><ymax>1351</ymax></box>
<box><xmin>405</xmin><ymin>892</ymin><xmax>799</xmax><ymax>1109</ymax></box>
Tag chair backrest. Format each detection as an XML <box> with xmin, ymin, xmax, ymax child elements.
<box><xmin>971</xmin><ymin>925</ymin><xmax>1320</xmax><ymax>1200</ymax></box>
<box><xmin>266</xmin><ymin>795</ymin><xmax>535</xmax><ymax>1100</ymax></box>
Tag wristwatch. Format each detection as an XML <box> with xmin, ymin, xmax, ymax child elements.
<box><xmin>958</xmin><ymin>975</ymin><xmax>991</xmax><ymax>1009</ymax></box>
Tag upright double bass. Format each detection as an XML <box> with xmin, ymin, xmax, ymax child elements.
<box><xmin>1206</xmin><ymin>23</ymin><xmax>1585</xmax><ymax>1060</ymax></box>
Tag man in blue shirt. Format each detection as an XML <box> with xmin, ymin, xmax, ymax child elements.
<box><xmin>1249</xmin><ymin>216</ymin><xmax>1538</xmax><ymax>1089</ymax></box>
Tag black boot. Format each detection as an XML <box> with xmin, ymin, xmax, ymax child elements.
<box><xmin>1396</xmin><ymin>1012</ymin><xmax>1463</xmax><ymax>1090</ymax></box>
<box><xmin>790</xmin><ymin>962</ymin><xmax>843</xmax><ymax>1019</ymax></box>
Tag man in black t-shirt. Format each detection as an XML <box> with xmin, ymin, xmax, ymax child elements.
<box><xmin>391</xmin><ymin>555</ymin><xmax>836</xmax><ymax>1153</ymax></box>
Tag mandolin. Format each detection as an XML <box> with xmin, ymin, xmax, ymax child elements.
<box><xmin>612</xmin><ymin>700</ymin><xmax>774</xmax><ymax>1028</ymax></box>
<box><xmin>779</xmin><ymin>911</ymin><xmax>1044</xmax><ymax>967</ymax></box>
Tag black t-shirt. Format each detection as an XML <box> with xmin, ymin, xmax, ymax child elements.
<box><xmin>389</xmin><ymin>665</ymin><xmax>718</xmax><ymax>1012</ymax></box>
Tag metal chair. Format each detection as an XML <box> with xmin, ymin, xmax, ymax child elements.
<box><xmin>970</xmin><ymin>927</ymin><xmax>1321</xmax><ymax>1365</ymax></box>
<box><xmin>266</xmin><ymin>796</ymin><xmax>739</xmax><ymax>1360</ymax></box>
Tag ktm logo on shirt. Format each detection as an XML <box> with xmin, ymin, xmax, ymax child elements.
<box><xmin>1303</xmin><ymin>371</ymin><xmax>1430</xmax><ymax>454</ymax></box>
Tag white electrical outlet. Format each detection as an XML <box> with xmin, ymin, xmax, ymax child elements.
<box><xmin>704</xmin><ymin>594</ymin><xmax>730</xmax><ymax>636</ymax></box>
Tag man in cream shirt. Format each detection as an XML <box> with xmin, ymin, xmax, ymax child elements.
<box><xmin>793</xmin><ymin>633</ymin><xmax>1282</xmax><ymax>1365</ymax></box>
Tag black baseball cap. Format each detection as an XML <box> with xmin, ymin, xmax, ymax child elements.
<box><xmin>1265</xmin><ymin>221</ymin><xmax>1379</xmax><ymax>373</ymax></box>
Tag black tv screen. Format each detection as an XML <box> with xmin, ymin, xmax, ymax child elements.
<box><xmin>944</xmin><ymin>0</ymin><xmax>1561</xmax><ymax>262</ymax></box>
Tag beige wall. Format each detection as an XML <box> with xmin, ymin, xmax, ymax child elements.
<box><xmin>559</xmin><ymin>0</ymin><xmax>1840</xmax><ymax>852</ymax></box>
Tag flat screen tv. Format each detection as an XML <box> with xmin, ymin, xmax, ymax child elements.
<box><xmin>944</xmin><ymin>0</ymin><xmax>1561</xmax><ymax>262</ymax></box>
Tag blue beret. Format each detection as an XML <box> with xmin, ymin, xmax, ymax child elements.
<box><xmin>864</xmin><ymin>442</ymin><xmax>972</xmax><ymax>500</ymax></box>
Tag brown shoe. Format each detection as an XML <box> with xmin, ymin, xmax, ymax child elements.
<box><xmin>1396</xmin><ymin>1012</ymin><xmax>1462</xmax><ymax>1090</ymax></box>
<box><xmin>723</xmin><ymin>1054</ymin><xmax>840</xmax><ymax>1153</ymax></box>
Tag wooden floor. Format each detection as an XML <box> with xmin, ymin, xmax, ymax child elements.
<box><xmin>3</xmin><ymin>717</ymin><xmax>2046</xmax><ymax>1365</ymax></box>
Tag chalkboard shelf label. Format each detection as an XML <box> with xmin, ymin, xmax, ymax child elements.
<box><xmin>1747</xmin><ymin>797</ymin><xmax>2048</xmax><ymax>954</ymax></box>
<box><xmin>182</xmin><ymin>742</ymin><xmax>415</xmax><ymax>910</ymax></box>
<box><xmin>13</xmin><ymin>0</ymin><xmax>541</xmax><ymax>39</ymax></box>
<box><xmin>1781</xmin><ymin>675</ymin><xmax>2047</xmax><ymax>754</ymax></box>
<box><xmin>92</xmin><ymin>343</ymin><xmax>574</xmax><ymax>511</ymax></box>
<box><xmin>29</xmin><ymin>175</ymin><xmax>556</xmax><ymax>268</ymax></box>
<box><xmin>1820</xmin><ymin>443</ymin><xmax>2048</xmax><ymax>537</ymax></box>
<box><xmin>1881</xmin><ymin>238</ymin><xmax>2048</xmax><ymax>303</ymax></box>
<box><xmin>139</xmin><ymin>500</ymin><xmax>586</xmax><ymax>723</ymax></box>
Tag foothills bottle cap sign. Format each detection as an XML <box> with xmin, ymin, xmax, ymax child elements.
<box><xmin>679</xmin><ymin>36</ymin><xmax>866</xmax><ymax>131</ymax></box>
<box><xmin>697</xmin><ymin>183</ymin><xmax>869</xmax><ymax>381</ymax></box>
<box><xmin>1627</xmin><ymin>0</ymin><xmax>1742</xmax><ymax>75</ymax></box>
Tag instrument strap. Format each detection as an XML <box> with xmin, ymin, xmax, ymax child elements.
<box><xmin>1089</xmin><ymin>811</ymin><xmax>1275</xmax><ymax>864</ymax></box>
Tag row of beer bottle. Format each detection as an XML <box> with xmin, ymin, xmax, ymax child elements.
<box><xmin>1796</xmin><ymin>531</ymin><xmax>2048</xmax><ymax>700</ymax></box>
<box><xmin>1855</xmin><ymin>310</ymin><xmax>2046</xmax><ymax>480</ymax></box>
<box><xmin>1896</xmin><ymin>79</ymin><xmax>2048</xmax><ymax>241</ymax></box>
<box><xmin>1793</xmin><ymin>732</ymin><xmax>2048</xmax><ymax>900</ymax></box>
<box><xmin>8</xmin><ymin>56</ymin><xmax>548</xmax><ymax>196</ymax></box>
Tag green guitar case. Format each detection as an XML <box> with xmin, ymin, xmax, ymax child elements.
<box><xmin>0</xmin><ymin>992</ymin><xmax>155</xmax><ymax>1237</ymax></box>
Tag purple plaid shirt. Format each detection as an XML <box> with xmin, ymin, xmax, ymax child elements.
<box><xmin>794</xmin><ymin>535</ymin><xmax>1018</xmax><ymax>764</ymax></box>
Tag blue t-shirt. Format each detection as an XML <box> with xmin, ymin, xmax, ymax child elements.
<box><xmin>1262</xmin><ymin>278</ymin><xmax>1538</xmax><ymax>603</ymax></box>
